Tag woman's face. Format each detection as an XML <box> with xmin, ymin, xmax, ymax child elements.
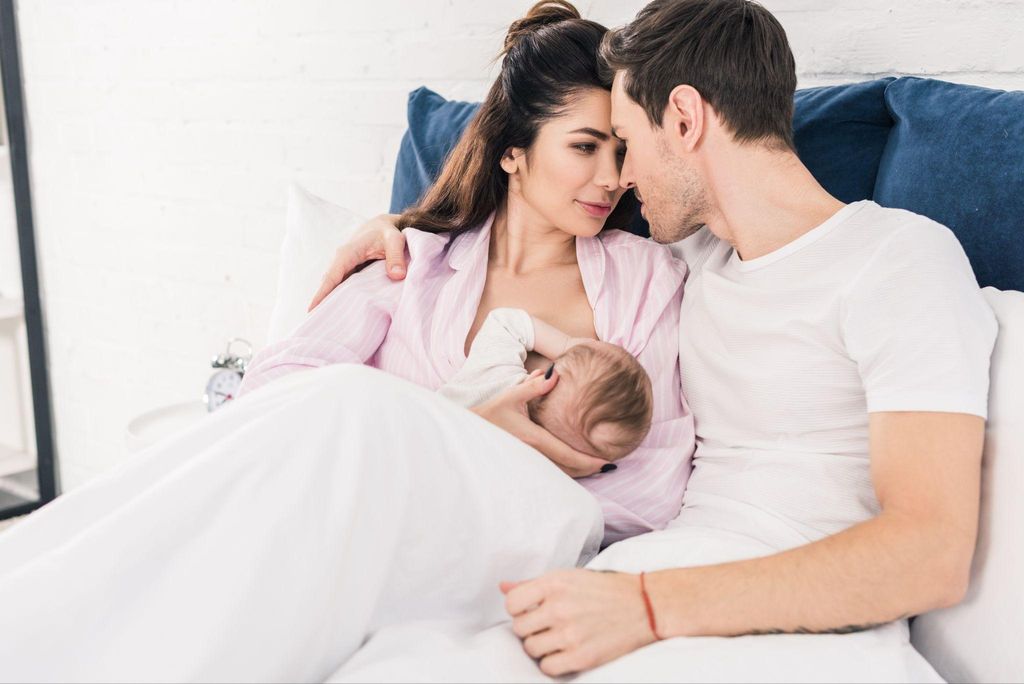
<box><xmin>503</xmin><ymin>87</ymin><xmax>627</xmax><ymax>238</ymax></box>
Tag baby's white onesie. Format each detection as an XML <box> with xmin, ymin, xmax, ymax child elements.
<box><xmin>438</xmin><ymin>307</ymin><xmax>535</xmax><ymax>408</ymax></box>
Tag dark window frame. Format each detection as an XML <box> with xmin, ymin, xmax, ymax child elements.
<box><xmin>1</xmin><ymin>0</ymin><xmax>59</xmax><ymax>520</ymax></box>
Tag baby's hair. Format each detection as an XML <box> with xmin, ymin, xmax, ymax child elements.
<box><xmin>533</xmin><ymin>343</ymin><xmax>654</xmax><ymax>460</ymax></box>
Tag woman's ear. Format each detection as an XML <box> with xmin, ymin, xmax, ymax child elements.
<box><xmin>500</xmin><ymin>147</ymin><xmax>522</xmax><ymax>174</ymax></box>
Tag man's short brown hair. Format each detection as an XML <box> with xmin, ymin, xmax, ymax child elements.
<box><xmin>599</xmin><ymin>0</ymin><xmax>798</xmax><ymax>151</ymax></box>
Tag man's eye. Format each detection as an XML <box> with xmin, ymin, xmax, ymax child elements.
<box><xmin>573</xmin><ymin>143</ymin><xmax>597</xmax><ymax>153</ymax></box>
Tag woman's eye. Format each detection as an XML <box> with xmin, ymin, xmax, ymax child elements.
<box><xmin>573</xmin><ymin>143</ymin><xmax>597</xmax><ymax>153</ymax></box>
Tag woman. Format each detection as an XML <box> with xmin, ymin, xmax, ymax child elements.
<box><xmin>0</xmin><ymin>2</ymin><xmax>692</xmax><ymax>680</ymax></box>
<box><xmin>239</xmin><ymin>1</ymin><xmax>693</xmax><ymax>545</ymax></box>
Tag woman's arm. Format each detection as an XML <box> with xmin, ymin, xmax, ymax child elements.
<box><xmin>240</xmin><ymin>262</ymin><xmax>403</xmax><ymax>397</ymax></box>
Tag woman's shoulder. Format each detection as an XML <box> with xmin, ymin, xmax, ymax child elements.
<box><xmin>582</xmin><ymin>230</ymin><xmax>686</xmax><ymax>355</ymax></box>
<box><xmin>403</xmin><ymin>226</ymin><xmax>453</xmax><ymax>258</ymax></box>
<box><xmin>595</xmin><ymin>229</ymin><xmax>688</xmax><ymax>283</ymax></box>
<box><xmin>403</xmin><ymin>220</ymin><xmax>490</xmax><ymax>270</ymax></box>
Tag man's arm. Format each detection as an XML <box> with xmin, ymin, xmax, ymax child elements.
<box><xmin>503</xmin><ymin>411</ymin><xmax>984</xmax><ymax>676</ymax></box>
<box><xmin>646</xmin><ymin>411</ymin><xmax>982</xmax><ymax>637</ymax></box>
<box><xmin>308</xmin><ymin>214</ymin><xmax>405</xmax><ymax>312</ymax></box>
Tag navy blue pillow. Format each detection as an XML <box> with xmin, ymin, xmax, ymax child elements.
<box><xmin>793</xmin><ymin>78</ymin><xmax>895</xmax><ymax>203</ymax></box>
<box><xmin>389</xmin><ymin>83</ymin><xmax>896</xmax><ymax>237</ymax></box>
<box><xmin>389</xmin><ymin>87</ymin><xmax>480</xmax><ymax>216</ymax></box>
<box><xmin>873</xmin><ymin>78</ymin><xmax>1024</xmax><ymax>292</ymax></box>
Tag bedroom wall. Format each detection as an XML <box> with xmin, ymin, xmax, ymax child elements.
<box><xmin>11</xmin><ymin>0</ymin><xmax>1024</xmax><ymax>490</ymax></box>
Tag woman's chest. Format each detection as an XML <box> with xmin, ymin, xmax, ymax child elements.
<box><xmin>467</xmin><ymin>267</ymin><xmax>596</xmax><ymax>362</ymax></box>
<box><xmin>376</xmin><ymin>263</ymin><xmax>598</xmax><ymax>384</ymax></box>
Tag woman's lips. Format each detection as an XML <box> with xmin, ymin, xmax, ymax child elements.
<box><xmin>575</xmin><ymin>200</ymin><xmax>612</xmax><ymax>218</ymax></box>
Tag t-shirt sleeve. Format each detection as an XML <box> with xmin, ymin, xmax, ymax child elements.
<box><xmin>841</xmin><ymin>220</ymin><xmax>997</xmax><ymax>417</ymax></box>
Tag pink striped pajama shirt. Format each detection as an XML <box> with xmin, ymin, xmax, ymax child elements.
<box><xmin>239</xmin><ymin>213</ymin><xmax>695</xmax><ymax>543</ymax></box>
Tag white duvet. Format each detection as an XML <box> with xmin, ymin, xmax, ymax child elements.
<box><xmin>0</xmin><ymin>365</ymin><xmax>941</xmax><ymax>683</ymax></box>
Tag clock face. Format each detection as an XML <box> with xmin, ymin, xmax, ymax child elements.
<box><xmin>205</xmin><ymin>370</ymin><xmax>243</xmax><ymax>412</ymax></box>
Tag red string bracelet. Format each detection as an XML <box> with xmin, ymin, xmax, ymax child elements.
<box><xmin>639</xmin><ymin>571</ymin><xmax>664</xmax><ymax>641</ymax></box>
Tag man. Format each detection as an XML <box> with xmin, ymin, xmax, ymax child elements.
<box><xmin>310</xmin><ymin>0</ymin><xmax>996</xmax><ymax>678</ymax></box>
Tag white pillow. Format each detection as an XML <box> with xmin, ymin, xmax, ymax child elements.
<box><xmin>910</xmin><ymin>287</ymin><xmax>1024</xmax><ymax>683</ymax></box>
<box><xmin>266</xmin><ymin>184</ymin><xmax>367</xmax><ymax>344</ymax></box>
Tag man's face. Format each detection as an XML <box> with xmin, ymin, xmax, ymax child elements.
<box><xmin>610</xmin><ymin>73</ymin><xmax>710</xmax><ymax>244</ymax></box>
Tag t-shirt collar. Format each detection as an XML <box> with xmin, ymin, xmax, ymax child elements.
<box><xmin>728</xmin><ymin>200</ymin><xmax>868</xmax><ymax>272</ymax></box>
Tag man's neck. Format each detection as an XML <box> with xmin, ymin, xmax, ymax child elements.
<box><xmin>490</xmin><ymin>195</ymin><xmax>578</xmax><ymax>275</ymax></box>
<box><xmin>704</xmin><ymin>146</ymin><xmax>845</xmax><ymax>261</ymax></box>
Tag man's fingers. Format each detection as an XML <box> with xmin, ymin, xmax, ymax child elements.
<box><xmin>308</xmin><ymin>279</ymin><xmax>333</xmax><ymax>312</ymax></box>
<box><xmin>307</xmin><ymin>251</ymin><xmax>361</xmax><ymax>311</ymax></box>
<box><xmin>523</xmin><ymin>628</ymin><xmax>563</xmax><ymax>660</ymax></box>
<box><xmin>505</xmin><ymin>579</ymin><xmax>549</xmax><ymax>617</ymax></box>
<box><xmin>539</xmin><ymin>651</ymin><xmax>578</xmax><ymax>678</ymax></box>
<box><xmin>512</xmin><ymin>603</ymin><xmax>554</xmax><ymax>638</ymax></box>
<box><xmin>383</xmin><ymin>228</ymin><xmax>408</xmax><ymax>280</ymax></box>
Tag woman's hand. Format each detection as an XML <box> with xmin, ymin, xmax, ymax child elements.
<box><xmin>307</xmin><ymin>214</ymin><xmax>408</xmax><ymax>312</ymax></box>
<box><xmin>501</xmin><ymin>568</ymin><xmax>657</xmax><ymax>677</ymax></box>
<box><xmin>472</xmin><ymin>369</ymin><xmax>608</xmax><ymax>478</ymax></box>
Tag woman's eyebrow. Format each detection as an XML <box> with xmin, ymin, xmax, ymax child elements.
<box><xmin>567</xmin><ymin>127</ymin><xmax>611</xmax><ymax>141</ymax></box>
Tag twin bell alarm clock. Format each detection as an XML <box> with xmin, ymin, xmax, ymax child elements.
<box><xmin>204</xmin><ymin>338</ymin><xmax>253</xmax><ymax>413</ymax></box>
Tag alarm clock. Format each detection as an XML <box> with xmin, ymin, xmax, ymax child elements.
<box><xmin>204</xmin><ymin>338</ymin><xmax>253</xmax><ymax>413</ymax></box>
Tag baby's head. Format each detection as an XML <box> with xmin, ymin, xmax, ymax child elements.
<box><xmin>527</xmin><ymin>341</ymin><xmax>653</xmax><ymax>463</ymax></box>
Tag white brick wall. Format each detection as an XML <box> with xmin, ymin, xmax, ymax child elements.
<box><xmin>6</xmin><ymin>0</ymin><xmax>1022</xmax><ymax>490</ymax></box>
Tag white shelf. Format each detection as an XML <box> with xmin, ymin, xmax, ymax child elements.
<box><xmin>0</xmin><ymin>296</ymin><xmax>22</xmax><ymax>323</ymax></box>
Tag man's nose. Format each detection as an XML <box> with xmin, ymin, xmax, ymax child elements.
<box><xmin>618</xmin><ymin>154</ymin><xmax>636</xmax><ymax>189</ymax></box>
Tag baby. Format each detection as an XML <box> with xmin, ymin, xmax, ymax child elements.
<box><xmin>439</xmin><ymin>308</ymin><xmax>653</xmax><ymax>464</ymax></box>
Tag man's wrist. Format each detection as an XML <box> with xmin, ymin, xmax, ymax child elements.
<box><xmin>644</xmin><ymin>568</ymin><xmax>698</xmax><ymax>639</ymax></box>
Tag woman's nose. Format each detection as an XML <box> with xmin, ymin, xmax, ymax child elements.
<box><xmin>594</xmin><ymin>150</ymin><xmax>621</xmax><ymax>192</ymax></box>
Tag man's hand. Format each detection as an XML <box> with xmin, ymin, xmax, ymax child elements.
<box><xmin>472</xmin><ymin>369</ymin><xmax>608</xmax><ymax>478</ymax></box>
<box><xmin>500</xmin><ymin>569</ymin><xmax>656</xmax><ymax>677</ymax></box>
<box><xmin>307</xmin><ymin>213</ymin><xmax>408</xmax><ymax>312</ymax></box>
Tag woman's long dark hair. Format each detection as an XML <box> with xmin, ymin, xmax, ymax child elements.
<box><xmin>397</xmin><ymin>0</ymin><xmax>637</xmax><ymax>234</ymax></box>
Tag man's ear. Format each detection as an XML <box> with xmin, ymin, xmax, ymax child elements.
<box><xmin>664</xmin><ymin>85</ymin><xmax>704</xmax><ymax>153</ymax></box>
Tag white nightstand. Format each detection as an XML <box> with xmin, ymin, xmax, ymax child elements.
<box><xmin>125</xmin><ymin>401</ymin><xmax>209</xmax><ymax>454</ymax></box>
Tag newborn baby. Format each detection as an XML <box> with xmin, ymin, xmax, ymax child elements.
<box><xmin>439</xmin><ymin>308</ymin><xmax>653</xmax><ymax>463</ymax></box>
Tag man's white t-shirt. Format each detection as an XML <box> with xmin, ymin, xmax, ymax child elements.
<box><xmin>667</xmin><ymin>200</ymin><xmax>998</xmax><ymax>549</ymax></box>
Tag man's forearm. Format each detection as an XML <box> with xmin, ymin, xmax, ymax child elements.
<box><xmin>646</xmin><ymin>510</ymin><xmax>972</xmax><ymax>637</ymax></box>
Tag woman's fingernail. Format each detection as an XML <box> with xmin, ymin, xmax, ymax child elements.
<box><xmin>544</xmin><ymin>363</ymin><xmax>555</xmax><ymax>380</ymax></box>
<box><xmin>600</xmin><ymin>463</ymin><xmax>617</xmax><ymax>473</ymax></box>
<box><xmin>389</xmin><ymin>264</ymin><xmax>404</xmax><ymax>274</ymax></box>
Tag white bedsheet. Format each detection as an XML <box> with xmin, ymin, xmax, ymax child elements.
<box><xmin>0</xmin><ymin>365</ymin><xmax>602</xmax><ymax>682</ymax></box>
<box><xmin>0</xmin><ymin>364</ymin><xmax>943</xmax><ymax>683</ymax></box>
<box><xmin>329</xmin><ymin>523</ymin><xmax>943</xmax><ymax>683</ymax></box>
